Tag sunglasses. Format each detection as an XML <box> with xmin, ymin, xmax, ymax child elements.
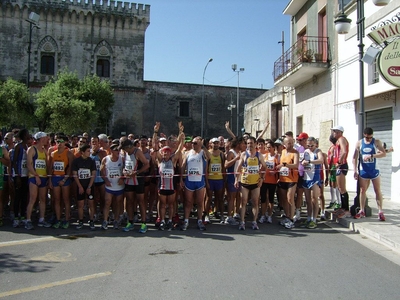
<box><xmin>364</xmin><ymin>135</ymin><xmax>373</xmax><ymax>140</ymax></box>
<box><xmin>307</xmin><ymin>145</ymin><xmax>315</xmax><ymax>148</ymax></box>
<box><xmin>192</xmin><ymin>142</ymin><xmax>198</xmax><ymax>145</ymax></box>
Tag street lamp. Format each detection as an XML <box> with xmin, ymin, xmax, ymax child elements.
<box><xmin>26</xmin><ymin>12</ymin><xmax>40</xmax><ymax>88</ymax></box>
<box><xmin>201</xmin><ymin>58</ymin><xmax>213</xmax><ymax>137</ymax></box>
<box><xmin>335</xmin><ymin>0</ymin><xmax>390</xmax><ymax>215</ymax></box>
<box><xmin>232</xmin><ymin>64</ymin><xmax>244</xmax><ymax>136</ymax></box>
<box><xmin>227</xmin><ymin>92</ymin><xmax>236</xmax><ymax>128</ymax></box>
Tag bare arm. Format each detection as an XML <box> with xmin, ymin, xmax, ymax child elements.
<box><xmin>225</xmin><ymin>121</ymin><xmax>236</xmax><ymax>139</ymax></box>
<box><xmin>256</xmin><ymin>120</ymin><xmax>270</xmax><ymax>140</ymax></box>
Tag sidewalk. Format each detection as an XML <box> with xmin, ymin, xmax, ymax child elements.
<box><xmin>324</xmin><ymin>191</ymin><xmax>400</xmax><ymax>254</ymax></box>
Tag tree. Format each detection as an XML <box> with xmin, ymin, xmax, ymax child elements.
<box><xmin>35</xmin><ymin>69</ymin><xmax>114</xmax><ymax>133</ymax></box>
<box><xmin>0</xmin><ymin>79</ymin><xmax>36</xmax><ymax>128</ymax></box>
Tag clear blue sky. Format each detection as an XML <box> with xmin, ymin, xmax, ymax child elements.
<box><xmin>143</xmin><ymin>0</ymin><xmax>291</xmax><ymax>89</ymax></box>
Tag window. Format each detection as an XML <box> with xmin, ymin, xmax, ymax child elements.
<box><xmin>179</xmin><ymin>101</ymin><xmax>190</xmax><ymax>117</ymax></box>
<box><xmin>96</xmin><ymin>59</ymin><xmax>110</xmax><ymax>77</ymax></box>
<box><xmin>368</xmin><ymin>60</ymin><xmax>379</xmax><ymax>85</ymax></box>
<box><xmin>40</xmin><ymin>55</ymin><xmax>55</xmax><ymax>75</ymax></box>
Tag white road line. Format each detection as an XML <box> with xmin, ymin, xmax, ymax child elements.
<box><xmin>0</xmin><ymin>272</ymin><xmax>112</xmax><ymax>298</ymax></box>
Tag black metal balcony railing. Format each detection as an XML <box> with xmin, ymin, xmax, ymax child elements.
<box><xmin>273</xmin><ymin>36</ymin><xmax>330</xmax><ymax>82</ymax></box>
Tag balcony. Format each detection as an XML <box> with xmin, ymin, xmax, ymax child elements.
<box><xmin>273</xmin><ymin>36</ymin><xmax>331</xmax><ymax>87</ymax></box>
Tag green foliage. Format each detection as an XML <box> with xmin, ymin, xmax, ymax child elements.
<box><xmin>0</xmin><ymin>79</ymin><xmax>35</xmax><ymax>128</ymax></box>
<box><xmin>35</xmin><ymin>69</ymin><xmax>114</xmax><ymax>133</ymax></box>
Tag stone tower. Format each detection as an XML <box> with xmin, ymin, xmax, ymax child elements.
<box><xmin>0</xmin><ymin>0</ymin><xmax>150</xmax><ymax>134</ymax></box>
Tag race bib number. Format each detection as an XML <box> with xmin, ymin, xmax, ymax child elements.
<box><xmin>35</xmin><ymin>159</ymin><xmax>46</xmax><ymax>170</ymax></box>
<box><xmin>108</xmin><ymin>168</ymin><xmax>121</xmax><ymax>178</ymax></box>
<box><xmin>266</xmin><ymin>161</ymin><xmax>274</xmax><ymax>170</ymax></box>
<box><xmin>53</xmin><ymin>161</ymin><xmax>64</xmax><ymax>172</ymax></box>
<box><xmin>125</xmin><ymin>161</ymin><xmax>134</xmax><ymax>171</ymax></box>
<box><xmin>78</xmin><ymin>168</ymin><xmax>90</xmax><ymax>179</ymax></box>
<box><xmin>280</xmin><ymin>167</ymin><xmax>289</xmax><ymax>177</ymax></box>
<box><xmin>162</xmin><ymin>168</ymin><xmax>173</xmax><ymax>178</ymax></box>
<box><xmin>247</xmin><ymin>165</ymin><xmax>259</xmax><ymax>174</ymax></box>
<box><xmin>362</xmin><ymin>154</ymin><xmax>374</xmax><ymax>163</ymax></box>
<box><xmin>188</xmin><ymin>167</ymin><xmax>201</xmax><ymax>176</ymax></box>
<box><xmin>210</xmin><ymin>163</ymin><xmax>221</xmax><ymax>174</ymax></box>
<box><xmin>21</xmin><ymin>159</ymin><xmax>28</xmax><ymax>176</ymax></box>
<box><xmin>299</xmin><ymin>153</ymin><xmax>305</xmax><ymax>161</ymax></box>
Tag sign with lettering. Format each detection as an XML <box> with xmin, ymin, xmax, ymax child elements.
<box><xmin>377</xmin><ymin>39</ymin><xmax>400</xmax><ymax>87</ymax></box>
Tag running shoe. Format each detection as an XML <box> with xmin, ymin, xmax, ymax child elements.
<box><xmin>266</xmin><ymin>216</ymin><xmax>273</xmax><ymax>224</ymax></box>
<box><xmin>12</xmin><ymin>218</ymin><xmax>20</xmax><ymax>228</ymax></box>
<box><xmin>101</xmin><ymin>220</ymin><xmax>108</xmax><ymax>230</ymax></box>
<box><xmin>113</xmin><ymin>220</ymin><xmax>119</xmax><ymax>230</ymax></box>
<box><xmin>295</xmin><ymin>209</ymin><xmax>301</xmax><ymax>221</ymax></box>
<box><xmin>25</xmin><ymin>220</ymin><xmax>34</xmax><ymax>230</ymax></box>
<box><xmin>61</xmin><ymin>221</ymin><xmax>70</xmax><ymax>229</ymax></box>
<box><xmin>239</xmin><ymin>222</ymin><xmax>245</xmax><ymax>231</ymax></box>
<box><xmin>198</xmin><ymin>220</ymin><xmax>206</xmax><ymax>231</ymax></box>
<box><xmin>38</xmin><ymin>220</ymin><xmax>51</xmax><ymax>228</ymax></box>
<box><xmin>378</xmin><ymin>212</ymin><xmax>386</xmax><ymax>221</ymax></box>
<box><xmin>284</xmin><ymin>220</ymin><xmax>295</xmax><ymax>229</ymax></box>
<box><xmin>233</xmin><ymin>213</ymin><xmax>241</xmax><ymax>220</ymax></box>
<box><xmin>76</xmin><ymin>221</ymin><xmax>84</xmax><ymax>230</ymax></box>
<box><xmin>337</xmin><ymin>211</ymin><xmax>352</xmax><ymax>219</ymax></box>
<box><xmin>166</xmin><ymin>221</ymin><xmax>173</xmax><ymax>231</ymax></box>
<box><xmin>159</xmin><ymin>221</ymin><xmax>165</xmax><ymax>231</ymax></box>
<box><xmin>306</xmin><ymin>220</ymin><xmax>317</xmax><ymax>229</ymax></box>
<box><xmin>123</xmin><ymin>222</ymin><xmax>134</xmax><ymax>232</ymax></box>
<box><xmin>139</xmin><ymin>223</ymin><xmax>148</xmax><ymax>233</ymax></box>
<box><xmin>320</xmin><ymin>214</ymin><xmax>326</xmax><ymax>221</ymax></box>
<box><xmin>252</xmin><ymin>221</ymin><xmax>259</xmax><ymax>230</ymax></box>
<box><xmin>181</xmin><ymin>221</ymin><xmax>189</xmax><ymax>231</ymax></box>
<box><xmin>89</xmin><ymin>220</ymin><xmax>95</xmax><ymax>230</ymax></box>
<box><xmin>299</xmin><ymin>219</ymin><xmax>310</xmax><ymax>228</ymax></box>
<box><xmin>155</xmin><ymin>217</ymin><xmax>161</xmax><ymax>228</ymax></box>
<box><xmin>52</xmin><ymin>220</ymin><xmax>61</xmax><ymax>229</ymax></box>
<box><xmin>204</xmin><ymin>215</ymin><xmax>210</xmax><ymax>224</ymax></box>
<box><xmin>280</xmin><ymin>218</ymin><xmax>290</xmax><ymax>226</ymax></box>
<box><xmin>225</xmin><ymin>217</ymin><xmax>239</xmax><ymax>226</ymax></box>
<box><xmin>333</xmin><ymin>203</ymin><xmax>342</xmax><ymax>210</ymax></box>
<box><xmin>354</xmin><ymin>210</ymin><xmax>366</xmax><ymax>219</ymax></box>
<box><xmin>259</xmin><ymin>215</ymin><xmax>266</xmax><ymax>224</ymax></box>
<box><xmin>326</xmin><ymin>202</ymin><xmax>335</xmax><ymax>209</ymax></box>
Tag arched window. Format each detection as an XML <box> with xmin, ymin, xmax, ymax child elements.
<box><xmin>97</xmin><ymin>59</ymin><xmax>110</xmax><ymax>77</ymax></box>
<box><xmin>41</xmin><ymin>55</ymin><xmax>55</xmax><ymax>75</ymax></box>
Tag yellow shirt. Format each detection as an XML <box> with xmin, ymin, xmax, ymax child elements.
<box><xmin>240</xmin><ymin>152</ymin><xmax>260</xmax><ymax>185</ymax></box>
<box><xmin>208</xmin><ymin>152</ymin><xmax>223</xmax><ymax>180</ymax></box>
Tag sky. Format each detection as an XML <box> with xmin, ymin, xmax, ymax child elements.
<box><xmin>143</xmin><ymin>0</ymin><xmax>291</xmax><ymax>89</ymax></box>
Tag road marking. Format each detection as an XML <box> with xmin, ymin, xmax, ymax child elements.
<box><xmin>0</xmin><ymin>236</ymin><xmax>58</xmax><ymax>248</ymax></box>
<box><xmin>0</xmin><ymin>272</ymin><xmax>112</xmax><ymax>298</ymax></box>
<box><xmin>29</xmin><ymin>252</ymin><xmax>77</xmax><ymax>262</ymax></box>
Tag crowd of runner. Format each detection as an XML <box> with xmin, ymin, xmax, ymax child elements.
<box><xmin>0</xmin><ymin>120</ymin><xmax>389</xmax><ymax>232</ymax></box>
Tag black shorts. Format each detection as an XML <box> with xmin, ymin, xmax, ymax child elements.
<box><xmin>76</xmin><ymin>186</ymin><xmax>94</xmax><ymax>201</ymax></box>
<box><xmin>277</xmin><ymin>182</ymin><xmax>296</xmax><ymax>190</ymax></box>
<box><xmin>241</xmin><ymin>183</ymin><xmax>259</xmax><ymax>191</ymax></box>
<box><xmin>297</xmin><ymin>176</ymin><xmax>304</xmax><ymax>188</ymax></box>
<box><xmin>336</xmin><ymin>163</ymin><xmax>348</xmax><ymax>176</ymax></box>
<box><xmin>260</xmin><ymin>183</ymin><xmax>277</xmax><ymax>203</ymax></box>
<box><xmin>124</xmin><ymin>184</ymin><xmax>145</xmax><ymax>194</ymax></box>
<box><xmin>95</xmin><ymin>181</ymin><xmax>105</xmax><ymax>187</ymax></box>
<box><xmin>159</xmin><ymin>189</ymin><xmax>175</xmax><ymax>196</ymax></box>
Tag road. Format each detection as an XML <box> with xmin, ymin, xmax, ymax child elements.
<box><xmin>1</xmin><ymin>218</ymin><xmax>400</xmax><ymax>299</ymax></box>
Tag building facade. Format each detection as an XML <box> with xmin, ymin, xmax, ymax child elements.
<box><xmin>0</xmin><ymin>0</ymin><xmax>266</xmax><ymax>138</ymax></box>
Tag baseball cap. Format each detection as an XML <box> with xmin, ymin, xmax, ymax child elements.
<box><xmin>159</xmin><ymin>137</ymin><xmax>167</xmax><ymax>142</ymax></box>
<box><xmin>161</xmin><ymin>146</ymin><xmax>172</xmax><ymax>152</ymax></box>
<box><xmin>184</xmin><ymin>136</ymin><xmax>193</xmax><ymax>143</ymax></box>
<box><xmin>274</xmin><ymin>138</ymin><xmax>283</xmax><ymax>145</ymax></box>
<box><xmin>210</xmin><ymin>137</ymin><xmax>219</xmax><ymax>143</ymax></box>
<box><xmin>34</xmin><ymin>132</ymin><xmax>47</xmax><ymax>140</ymax></box>
<box><xmin>298</xmin><ymin>132</ymin><xmax>309</xmax><ymax>140</ymax></box>
<box><xmin>331</xmin><ymin>125</ymin><xmax>344</xmax><ymax>132</ymax></box>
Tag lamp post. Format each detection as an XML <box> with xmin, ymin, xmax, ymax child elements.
<box><xmin>26</xmin><ymin>12</ymin><xmax>40</xmax><ymax>88</ymax></box>
<box><xmin>227</xmin><ymin>92</ymin><xmax>236</xmax><ymax>128</ymax></box>
<box><xmin>232</xmin><ymin>64</ymin><xmax>244</xmax><ymax>136</ymax></box>
<box><xmin>335</xmin><ymin>0</ymin><xmax>390</xmax><ymax>216</ymax></box>
<box><xmin>201</xmin><ymin>58</ymin><xmax>213</xmax><ymax>137</ymax></box>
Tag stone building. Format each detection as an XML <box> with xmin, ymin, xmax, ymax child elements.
<box><xmin>0</xmin><ymin>0</ymin><xmax>266</xmax><ymax>137</ymax></box>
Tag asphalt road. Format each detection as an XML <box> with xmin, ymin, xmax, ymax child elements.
<box><xmin>1</xmin><ymin>218</ymin><xmax>400</xmax><ymax>300</ymax></box>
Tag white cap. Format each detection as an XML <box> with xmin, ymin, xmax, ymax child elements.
<box><xmin>210</xmin><ymin>137</ymin><xmax>219</xmax><ymax>143</ymax></box>
<box><xmin>331</xmin><ymin>125</ymin><xmax>344</xmax><ymax>132</ymax></box>
<box><xmin>34</xmin><ymin>132</ymin><xmax>47</xmax><ymax>140</ymax></box>
<box><xmin>159</xmin><ymin>137</ymin><xmax>167</xmax><ymax>141</ymax></box>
